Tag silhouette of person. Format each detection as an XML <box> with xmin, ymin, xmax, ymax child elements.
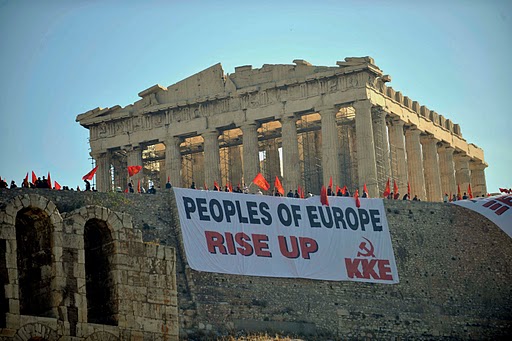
<box><xmin>84</xmin><ymin>179</ymin><xmax>91</xmax><ymax>191</ymax></box>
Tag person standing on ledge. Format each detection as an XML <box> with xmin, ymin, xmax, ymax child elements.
<box><xmin>84</xmin><ymin>179</ymin><xmax>91</xmax><ymax>191</ymax></box>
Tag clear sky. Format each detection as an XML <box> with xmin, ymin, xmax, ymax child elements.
<box><xmin>0</xmin><ymin>0</ymin><xmax>510</xmax><ymax>192</ymax></box>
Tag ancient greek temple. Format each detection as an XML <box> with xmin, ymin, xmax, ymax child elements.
<box><xmin>76</xmin><ymin>57</ymin><xmax>487</xmax><ymax>201</ymax></box>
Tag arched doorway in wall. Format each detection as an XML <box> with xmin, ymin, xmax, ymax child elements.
<box><xmin>84</xmin><ymin>218</ymin><xmax>118</xmax><ymax>325</ymax></box>
<box><xmin>0</xmin><ymin>239</ymin><xmax>7</xmax><ymax>327</ymax></box>
<box><xmin>15</xmin><ymin>207</ymin><xmax>54</xmax><ymax>317</ymax></box>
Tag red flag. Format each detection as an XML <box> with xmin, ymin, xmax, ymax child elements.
<box><xmin>32</xmin><ymin>171</ymin><xmax>37</xmax><ymax>184</ymax></box>
<box><xmin>449</xmin><ymin>191</ymin><xmax>452</xmax><ymax>202</ymax></box>
<box><xmin>228</xmin><ymin>182</ymin><xmax>233</xmax><ymax>192</ymax></box>
<box><xmin>274</xmin><ymin>176</ymin><xmax>284</xmax><ymax>196</ymax></box>
<box><xmin>393</xmin><ymin>180</ymin><xmax>400</xmax><ymax>200</ymax></box>
<box><xmin>24</xmin><ymin>172</ymin><xmax>29</xmax><ymax>186</ymax></box>
<box><xmin>341</xmin><ymin>185</ymin><xmax>347</xmax><ymax>195</ymax></box>
<box><xmin>468</xmin><ymin>183</ymin><xmax>473</xmax><ymax>199</ymax></box>
<box><xmin>253</xmin><ymin>173</ymin><xmax>270</xmax><ymax>191</ymax></box>
<box><xmin>167</xmin><ymin>176</ymin><xmax>170</xmax><ymax>183</ymax></box>
<box><xmin>329</xmin><ymin>176</ymin><xmax>333</xmax><ymax>189</ymax></box>
<box><xmin>383</xmin><ymin>178</ymin><xmax>391</xmax><ymax>198</ymax></box>
<box><xmin>320</xmin><ymin>185</ymin><xmax>329</xmax><ymax>206</ymax></box>
<box><xmin>407</xmin><ymin>182</ymin><xmax>411</xmax><ymax>197</ymax></box>
<box><xmin>354</xmin><ymin>189</ymin><xmax>361</xmax><ymax>208</ymax></box>
<box><xmin>214</xmin><ymin>180</ymin><xmax>220</xmax><ymax>191</ymax></box>
<box><xmin>299</xmin><ymin>186</ymin><xmax>305</xmax><ymax>199</ymax></box>
<box><xmin>204</xmin><ymin>181</ymin><xmax>208</xmax><ymax>190</ymax></box>
<box><xmin>124</xmin><ymin>188</ymin><xmax>129</xmax><ymax>193</ymax></box>
<box><xmin>54</xmin><ymin>181</ymin><xmax>61</xmax><ymax>190</ymax></box>
<box><xmin>457</xmin><ymin>184</ymin><xmax>462</xmax><ymax>200</ymax></box>
<box><xmin>47</xmin><ymin>172</ymin><xmax>52</xmax><ymax>189</ymax></box>
<box><xmin>137</xmin><ymin>179</ymin><xmax>141</xmax><ymax>193</ymax></box>
<box><xmin>82</xmin><ymin>166</ymin><xmax>98</xmax><ymax>181</ymax></box>
<box><xmin>127</xmin><ymin>165</ymin><xmax>142</xmax><ymax>177</ymax></box>
<box><xmin>363</xmin><ymin>183</ymin><xmax>369</xmax><ymax>198</ymax></box>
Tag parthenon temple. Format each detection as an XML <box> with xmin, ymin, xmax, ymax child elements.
<box><xmin>76</xmin><ymin>57</ymin><xmax>487</xmax><ymax>201</ymax></box>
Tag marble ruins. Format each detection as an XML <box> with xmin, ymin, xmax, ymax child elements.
<box><xmin>76</xmin><ymin>57</ymin><xmax>486</xmax><ymax>201</ymax></box>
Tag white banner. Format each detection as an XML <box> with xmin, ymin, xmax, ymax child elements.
<box><xmin>174</xmin><ymin>188</ymin><xmax>399</xmax><ymax>284</ymax></box>
<box><xmin>452</xmin><ymin>195</ymin><xmax>512</xmax><ymax>238</ymax></box>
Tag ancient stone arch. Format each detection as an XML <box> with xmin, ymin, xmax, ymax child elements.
<box><xmin>65</xmin><ymin>205</ymin><xmax>125</xmax><ymax>326</ymax></box>
<box><xmin>67</xmin><ymin>205</ymin><xmax>128</xmax><ymax>237</ymax></box>
<box><xmin>13</xmin><ymin>322</ymin><xmax>59</xmax><ymax>341</ymax></box>
<box><xmin>0</xmin><ymin>194</ymin><xmax>63</xmax><ymax>318</ymax></box>
<box><xmin>83</xmin><ymin>331</ymin><xmax>120</xmax><ymax>341</ymax></box>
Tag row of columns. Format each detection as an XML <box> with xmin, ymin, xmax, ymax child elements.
<box><xmin>92</xmin><ymin>100</ymin><xmax>487</xmax><ymax>200</ymax></box>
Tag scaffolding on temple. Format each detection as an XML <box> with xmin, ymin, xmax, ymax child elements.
<box><xmin>142</xmin><ymin>143</ymin><xmax>165</xmax><ymax>189</ymax></box>
<box><xmin>297</xmin><ymin>113</ymin><xmax>322</xmax><ymax>194</ymax></box>
<box><xmin>337</xmin><ymin>107</ymin><xmax>358</xmax><ymax>192</ymax></box>
<box><xmin>218</xmin><ymin>128</ymin><xmax>243</xmax><ymax>189</ymax></box>
<box><xmin>258</xmin><ymin>121</ymin><xmax>280</xmax><ymax>190</ymax></box>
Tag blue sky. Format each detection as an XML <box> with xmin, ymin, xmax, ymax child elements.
<box><xmin>0</xmin><ymin>0</ymin><xmax>510</xmax><ymax>192</ymax></box>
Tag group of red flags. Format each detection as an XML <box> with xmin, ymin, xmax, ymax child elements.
<box><xmin>22</xmin><ymin>171</ymin><xmax>61</xmax><ymax>190</ymax></box>
<box><xmin>82</xmin><ymin>164</ymin><xmax>144</xmax><ymax>192</ymax></box>
<box><xmin>382</xmin><ymin>178</ymin><xmax>403</xmax><ymax>200</ymax></box>
<box><xmin>251</xmin><ymin>173</ymin><xmax>368</xmax><ymax>208</ymax></box>
<box><xmin>82</xmin><ymin>165</ymin><xmax>144</xmax><ymax>182</ymax></box>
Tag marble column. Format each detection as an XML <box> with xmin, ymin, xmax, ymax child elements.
<box><xmin>242</xmin><ymin>122</ymin><xmax>260</xmax><ymax>191</ymax></box>
<box><xmin>203</xmin><ymin>130</ymin><xmax>221</xmax><ymax>188</ymax></box>
<box><xmin>229</xmin><ymin>145</ymin><xmax>243</xmax><ymax>187</ymax></box>
<box><xmin>372</xmin><ymin>108</ymin><xmax>391</xmax><ymax>191</ymax></box>
<box><xmin>454</xmin><ymin>153</ymin><xmax>471</xmax><ymax>196</ymax></box>
<box><xmin>281</xmin><ymin>115</ymin><xmax>301</xmax><ymax>192</ymax></box>
<box><xmin>320</xmin><ymin>107</ymin><xmax>341</xmax><ymax>187</ymax></box>
<box><xmin>299</xmin><ymin>130</ymin><xmax>320</xmax><ymax>193</ymax></box>
<box><xmin>437</xmin><ymin>145</ymin><xmax>456</xmax><ymax>197</ymax></box>
<box><xmin>420</xmin><ymin>135</ymin><xmax>442</xmax><ymax>202</ymax></box>
<box><xmin>348</xmin><ymin>123</ymin><xmax>358</xmax><ymax>191</ymax></box>
<box><xmin>92</xmin><ymin>151</ymin><xmax>111</xmax><ymax>192</ymax></box>
<box><xmin>219</xmin><ymin>147</ymin><xmax>229</xmax><ymax>186</ymax></box>
<box><xmin>470</xmin><ymin>162</ymin><xmax>488</xmax><ymax>197</ymax></box>
<box><xmin>388</xmin><ymin>118</ymin><xmax>408</xmax><ymax>195</ymax></box>
<box><xmin>405</xmin><ymin>128</ymin><xmax>426</xmax><ymax>200</ymax></box>
<box><xmin>353</xmin><ymin>100</ymin><xmax>379</xmax><ymax>197</ymax></box>
<box><xmin>127</xmin><ymin>145</ymin><xmax>144</xmax><ymax>185</ymax></box>
<box><xmin>165</xmin><ymin>136</ymin><xmax>182</xmax><ymax>188</ymax></box>
<box><xmin>339</xmin><ymin>124</ymin><xmax>352</xmax><ymax>188</ymax></box>
<box><xmin>192</xmin><ymin>152</ymin><xmax>205</xmax><ymax>188</ymax></box>
<box><xmin>265</xmin><ymin>140</ymin><xmax>281</xmax><ymax>184</ymax></box>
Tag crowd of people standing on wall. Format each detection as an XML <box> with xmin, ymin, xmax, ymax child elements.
<box><xmin>2</xmin><ymin>174</ymin><xmax>496</xmax><ymax>202</ymax></box>
<box><xmin>0</xmin><ymin>175</ymin><xmax>96</xmax><ymax>192</ymax></box>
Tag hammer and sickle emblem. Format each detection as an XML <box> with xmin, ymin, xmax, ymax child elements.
<box><xmin>357</xmin><ymin>237</ymin><xmax>375</xmax><ymax>257</ymax></box>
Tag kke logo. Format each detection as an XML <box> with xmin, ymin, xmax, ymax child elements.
<box><xmin>345</xmin><ymin>237</ymin><xmax>393</xmax><ymax>281</ymax></box>
<box><xmin>357</xmin><ymin>237</ymin><xmax>375</xmax><ymax>257</ymax></box>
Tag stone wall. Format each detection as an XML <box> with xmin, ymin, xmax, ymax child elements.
<box><xmin>0</xmin><ymin>189</ymin><xmax>178</xmax><ymax>341</ymax></box>
<box><xmin>1</xmin><ymin>188</ymin><xmax>511</xmax><ymax>340</ymax></box>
